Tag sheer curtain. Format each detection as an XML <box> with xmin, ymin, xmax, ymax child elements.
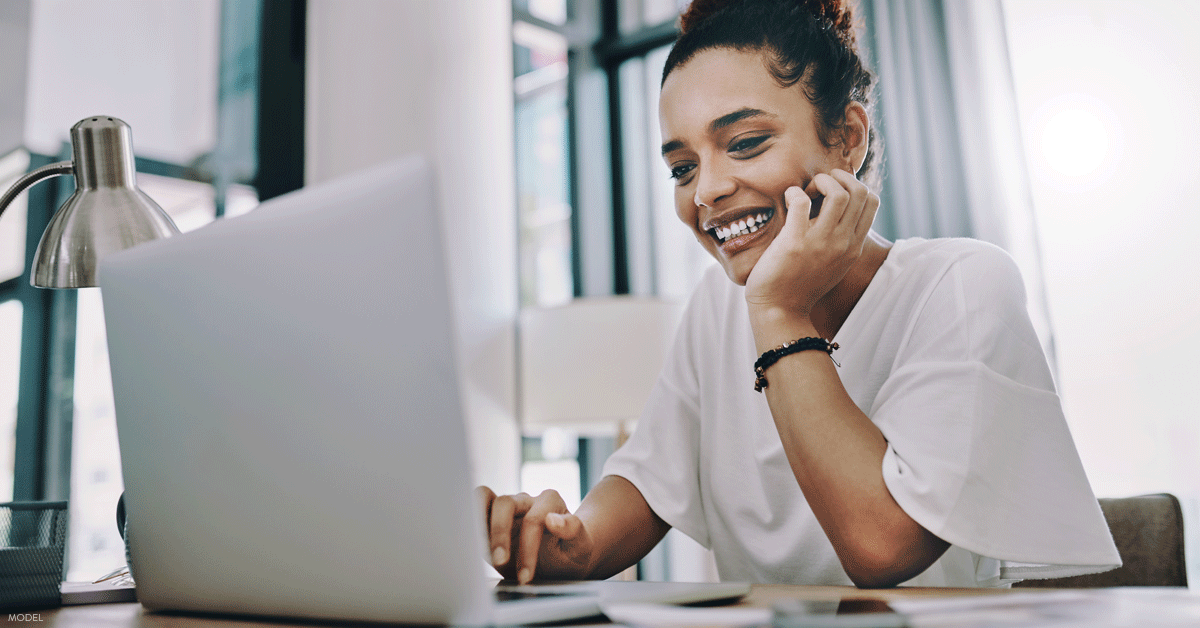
<box><xmin>861</xmin><ymin>0</ymin><xmax>1056</xmax><ymax>367</ymax></box>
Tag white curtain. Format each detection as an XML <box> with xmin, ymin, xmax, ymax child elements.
<box><xmin>863</xmin><ymin>0</ymin><xmax>1056</xmax><ymax>371</ymax></box>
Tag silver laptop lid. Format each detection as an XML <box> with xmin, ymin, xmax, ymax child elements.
<box><xmin>100</xmin><ymin>156</ymin><xmax>491</xmax><ymax>625</ymax></box>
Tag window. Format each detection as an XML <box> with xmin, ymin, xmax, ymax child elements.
<box><xmin>4</xmin><ymin>0</ymin><xmax>304</xmax><ymax>582</ymax></box>
<box><xmin>512</xmin><ymin>0</ymin><xmax>718</xmax><ymax>582</ymax></box>
<box><xmin>614</xmin><ymin>44</ymin><xmax>713</xmax><ymax>300</ymax></box>
<box><xmin>514</xmin><ymin>18</ymin><xmax>574</xmax><ymax>307</ymax></box>
<box><xmin>513</xmin><ymin>0</ymin><xmax>696</xmax><ymax>307</ymax></box>
<box><xmin>0</xmin><ymin>300</ymin><xmax>23</xmax><ymax>503</ymax></box>
<box><xmin>0</xmin><ymin>150</ymin><xmax>30</xmax><ymax>504</ymax></box>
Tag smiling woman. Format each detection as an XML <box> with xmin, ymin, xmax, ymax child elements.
<box><xmin>658</xmin><ymin>48</ymin><xmax>877</xmax><ymax>292</ymax></box>
<box><xmin>479</xmin><ymin>0</ymin><xmax>1122</xmax><ymax>589</ymax></box>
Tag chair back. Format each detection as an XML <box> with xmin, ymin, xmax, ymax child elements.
<box><xmin>1015</xmin><ymin>493</ymin><xmax>1187</xmax><ymax>588</ymax></box>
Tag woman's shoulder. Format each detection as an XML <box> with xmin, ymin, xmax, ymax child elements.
<box><xmin>887</xmin><ymin>237</ymin><xmax>1028</xmax><ymax>318</ymax></box>
<box><xmin>893</xmin><ymin>236</ymin><xmax>1017</xmax><ymax>269</ymax></box>
<box><xmin>891</xmin><ymin>237</ymin><xmax>1023</xmax><ymax>288</ymax></box>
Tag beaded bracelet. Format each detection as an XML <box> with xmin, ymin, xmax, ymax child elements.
<box><xmin>753</xmin><ymin>337</ymin><xmax>840</xmax><ymax>392</ymax></box>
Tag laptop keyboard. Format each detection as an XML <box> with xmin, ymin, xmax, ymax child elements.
<box><xmin>494</xmin><ymin>590</ymin><xmax>583</xmax><ymax>603</ymax></box>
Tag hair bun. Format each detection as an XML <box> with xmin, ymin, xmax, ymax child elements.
<box><xmin>679</xmin><ymin>0</ymin><xmax>856</xmax><ymax>40</ymax></box>
<box><xmin>678</xmin><ymin>0</ymin><xmax>730</xmax><ymax>34</ymax></box>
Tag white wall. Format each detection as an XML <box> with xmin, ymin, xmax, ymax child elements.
<box><xmin>24</xmin><ymin>0</ymin><xmax>219</xmax><ymax>162</ymax></box>
<box><xmin>1005</xmin><ymin>0</ymin><xmax>1200</xmax><ymax>582</ymax></box>
<box><xmin>0</xmin><ymin>1</ymin><xmax>30</xmax><ymax>155</ymax></box>
<box><xmin>307</xmin><ymin>0</ymin><xmax>521</xmax><ymax>493</ymax></box>
<box><xmin>1006</xmin><ymin>0</ymin><xmax>1200</xmax><ymax>500</ymax></box>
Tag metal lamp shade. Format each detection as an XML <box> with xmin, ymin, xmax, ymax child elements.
<box><xmin>31</xmin><ymin>117</ymin><xmax>179</xmax><ymax>288</ymax></box>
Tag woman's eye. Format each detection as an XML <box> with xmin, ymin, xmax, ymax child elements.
<box><xmin>669</xmin><ymin>164</ymin><xmax>695</xmax><ymax>181</ymax></box>
<box><xmin>730</xmin><ymin>135</ymin><xmax>768</xmax><ymax>154</ymax></box>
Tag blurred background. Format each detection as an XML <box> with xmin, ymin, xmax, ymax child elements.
<box><xmin>1</xmin><ymin>0</ymin><xmax>1197</xmax><ymax>586</ymax></box>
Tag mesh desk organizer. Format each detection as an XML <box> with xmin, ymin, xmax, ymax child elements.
<box><xmin>1</xmin><ymin>501</ymin><xmax>67</xmax><ymax>610</ymax></box>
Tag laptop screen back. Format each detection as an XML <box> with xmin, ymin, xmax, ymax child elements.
<box><xmin>100</xmin><ymin>156</ymin><xmax>491</xmax><ymax>625</ymax></box>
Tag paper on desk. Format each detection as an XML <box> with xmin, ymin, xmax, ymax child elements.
<box><xmin>889</xmin><ymin>588</ymin><xmax>1200</xmax><ymax>627</ymax></box>
<box><xmin>601</xmin><ymin>602</ymin><xmax>771</xmax><ymax>628</ymax></box>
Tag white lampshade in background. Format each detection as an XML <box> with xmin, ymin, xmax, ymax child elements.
<box><xmin>519</xmin><ymin>296</ymin><xmax>682</xmax><ymax>436</ymax></box>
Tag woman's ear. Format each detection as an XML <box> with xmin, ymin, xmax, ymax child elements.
<box><xmin>841</xmin><ymin>102</ymin><xmax>870</xmax><ymax>174</ymax></box>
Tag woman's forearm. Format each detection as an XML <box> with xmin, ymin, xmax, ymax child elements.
<box><xmin>750</xmin><ymin>311</ymin><xmax>949</xmax><ymax>588</ymax></box>
<box><xmin>574</xmin><ymin>475</ymin><xmax>671</xmax><ymax>579</ymax></box>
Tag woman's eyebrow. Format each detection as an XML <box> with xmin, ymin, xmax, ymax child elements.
<box><xmin>709</xmin><ymin>107</ymin><xmax>775</xmax><ymax>133</ymax></box>
<box><xmin>661</xmin><ymin>107</ymin><xmax>778</xmax><ymax>156</ymax></box>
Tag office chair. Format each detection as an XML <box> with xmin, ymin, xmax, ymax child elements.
<box><xmin>1014</xmin><ymin>493</ymin><xmax>1188</xmax><ymax>588</ymax></box>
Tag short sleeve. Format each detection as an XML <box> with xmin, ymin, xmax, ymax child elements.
<box><xmin>602</xmin><ymin>286</ymin><xmax>712</xmax><ymax>548</ymax></box>
<box><xmin>874</xmin><ymin>245</ymin><xmax>1121</xmax><ymax>576</ymax></box>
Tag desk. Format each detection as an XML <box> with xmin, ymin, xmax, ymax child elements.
<box><xmin>23</xmin><ymin>585</ymin><xmax>1023</xmax><ymax>627</ymax></box>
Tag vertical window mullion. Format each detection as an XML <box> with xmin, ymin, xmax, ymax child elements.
<box><xmin>605</xmin><ymin>63</ymin><xmax>630</xmax><ymax>296</ymax></box>
<box><xmin>565</xmin><ymin>50</ymin><xmax>584</xmax><ymax>297</ymax></box>
<box><xmin>598</xmin><ymin>0</ymin><xmax>630</xmax><ymax>296</ymax></box>
<box><xmin>10</xmin><ymin>153</ymin><xmax>61</xmax><ymax>502</ymax></box>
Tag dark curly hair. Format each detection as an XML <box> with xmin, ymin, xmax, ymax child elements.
<box><xmin>664</xmin><ymin>0</ymin><xmax>881</xmax><ymax>190</ymax></box>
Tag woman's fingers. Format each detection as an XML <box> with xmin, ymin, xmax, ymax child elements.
<box><xmin>806</xmin><ymin>172</ymin><xmax>850</xmax><ymax>231</ymax></box>
<box><xmin>479</xmin><ymin>487</ymin><xmax>588</xmax><ymax>584</ymax></box>
<box><xmin>545</xmin><ymin>512</ymin><xmax>583</xmax><ymax>540</ymax></box>
<box><xmin>517</xmin><ymin>490</ymin><xmax>568</xmax><ymax>584</ymax></box>
<box><xmin>488</xmin><ymin>491</ymin><xmax>533</xmax><ymax>569</ymax></box>
<box><xmin>749</xmin><ymin>169</ymin><xmax>874</xmax><ymax>315</ymax></box>
<box><xmin>855</xmin><ymin>189</ymin><xmax>880</xmax><ymax>242</ymax></box>
<box><xmin>783</xmin><ymin>187</ymin><xmax>813</xmax><ymax>240</ymax></box>
<box><xmin>828</xmin><ymin>169</ymin><xmax>869</xmax><ymax>230</ymax></box>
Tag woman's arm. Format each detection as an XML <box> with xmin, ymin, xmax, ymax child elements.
<box><xmin>751</xmin><ymin>313</ymin><xmax>950</xmax><ymax>588</ymax></box>
<box><xmin>478</xmin><ymin>474</ymin><xmax>669</xmax><ymax>583</ymax></box>
<box><xmin>575</xmin><ymin>475</ymin><xmax>672</xmax><ymax>578</ymax></box>
<box><xmin>746</xmin><ymin>170</ymin><xmax>948</xmax><ymax>588</ymax></box>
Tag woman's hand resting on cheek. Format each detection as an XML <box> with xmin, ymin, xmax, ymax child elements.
<box><xmin>476</xmin><ymin>486</ymin><xmax>595</xmax><ymax>584</ymax></box>
<box><xmin>744</xmin><ymin>169</ymin><xmax>879</xmax><ymax>322</ymax></box>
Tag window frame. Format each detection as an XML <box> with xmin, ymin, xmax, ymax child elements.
<box><xmin>511</xmin><ymin>0</ymin><xmax>684</xmax><ymax>579</ymax></box>
<box><xmin>592</xmin><ymin>6</ymin><xmax>678</xmax><ymax>295</ymax></box>
<box><xmin>6</xmin><ymin>0</ymin><xmax>307</xmax><ymax>505</ymax></box>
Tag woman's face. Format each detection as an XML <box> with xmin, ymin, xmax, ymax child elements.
<box><xmin>659</xmin><ymin>48</ymin><xmax>856</xmax><ymax>285</ymax></box>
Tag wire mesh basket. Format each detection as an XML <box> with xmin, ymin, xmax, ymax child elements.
<box><xmin>1</xmin><ymin>501</ymin><xmax>67</xmax><ymax>610</ymax></box>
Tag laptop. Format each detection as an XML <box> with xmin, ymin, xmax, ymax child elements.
<box><xmin>99</xmin><ymin>156</ymin><xmax>748</xmax><ymax>625</ymax></box>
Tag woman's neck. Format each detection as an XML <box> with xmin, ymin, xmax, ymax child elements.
<box><xmin>809</xmin><ymin>231</ymin><xmax>892</xmax><ymax>340</ymax></box>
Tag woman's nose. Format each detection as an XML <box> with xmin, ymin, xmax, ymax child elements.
<box><xmin>693</xmin><ymin>161</ymin><xmax>737</xmax><ymax>208</ymax></box>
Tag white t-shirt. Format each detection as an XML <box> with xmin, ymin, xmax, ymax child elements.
<box><xmin>603</xmin><ymin>237</ymin><xmax>1120</xmax><ymax>587</ymax></box>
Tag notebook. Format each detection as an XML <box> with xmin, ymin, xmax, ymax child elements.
<box><xmin>99</xmin><ymin>156</ymin><xmax>747</xmax><ymax>625</ymax></box>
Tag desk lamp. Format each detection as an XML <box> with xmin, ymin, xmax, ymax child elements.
<box><xmin>0</xmin><ymin>116</ymin><xmax>180</xmax><ymax>288</ymax></box>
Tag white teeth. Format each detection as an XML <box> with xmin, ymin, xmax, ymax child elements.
<box><xmin>713</xmin><ymin>210</ymin><xmax>773</xmax><ymax>244</ymax></box>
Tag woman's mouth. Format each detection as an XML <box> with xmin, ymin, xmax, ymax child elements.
<box><xmin>709</xmin><ymin>208</ymin><xmax>775</xmax><ymax>246</ymax></box>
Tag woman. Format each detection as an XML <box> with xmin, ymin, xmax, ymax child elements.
<box><xmin>478</xmin><ymin>0</ymin><xmax>1119</xmax><ymax>588</ymax></box>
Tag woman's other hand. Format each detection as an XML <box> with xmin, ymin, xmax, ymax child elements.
<box><xmin>476</xmin><ymin>486</ymin><xmax>594</xmax><ymax>584</ymax></box>
<box><xmin>744</xmin><ymin>169</ymin><xmax>879</xmax><ymax>321</ymax></box>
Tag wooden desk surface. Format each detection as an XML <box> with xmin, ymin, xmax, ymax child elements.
<box><xmin>22</xmin><ymin>584</ymin><xmax>1024</xmax><ymax>628</ymax></box>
